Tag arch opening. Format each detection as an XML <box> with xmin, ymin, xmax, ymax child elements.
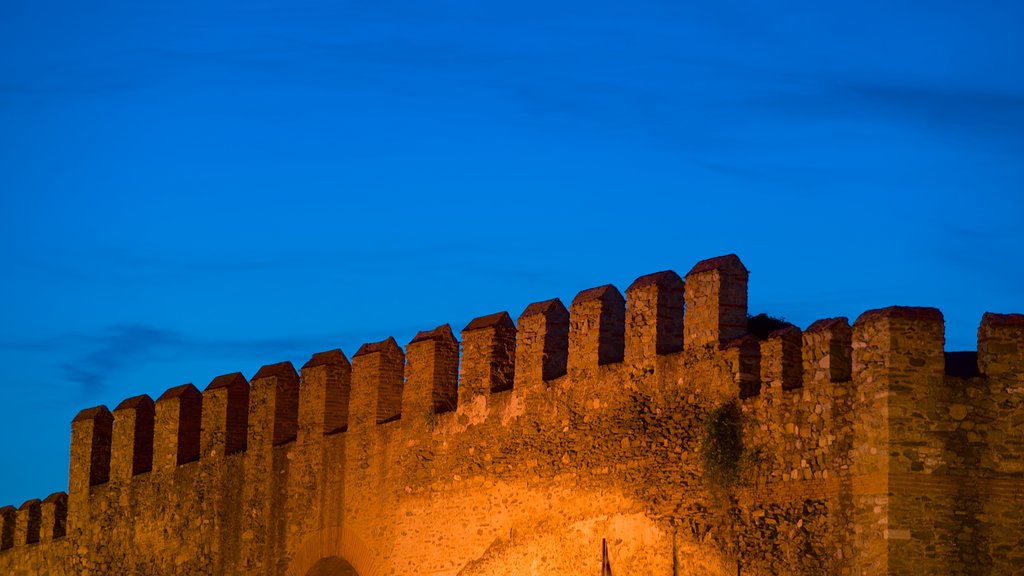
<box><xmin>305</xmin><ymin>556</ymin><xmax>360</xmax><ymax>576</ymax></box>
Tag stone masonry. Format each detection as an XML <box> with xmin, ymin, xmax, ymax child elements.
<box><xmin>0</xmin><ymin>254</ymin><xmax>1021</xmax><ymax>575</ymax></box>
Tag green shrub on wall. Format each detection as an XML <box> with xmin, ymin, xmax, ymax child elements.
<box><xmin>700</xmin><ymin>401</ymin><xmax>744</xmax><ymax>487</ymax></box>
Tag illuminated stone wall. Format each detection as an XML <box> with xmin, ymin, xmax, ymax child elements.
<box><xmin>0</xmin><ymin>254</ymin><xmax>1021</xmax><ymax>575</ymax></box>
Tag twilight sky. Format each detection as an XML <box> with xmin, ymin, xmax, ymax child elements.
<box><xmin>1</xmin><ymin>1</ymin><xmax>1022</xmax><ymax>505</ymax></box>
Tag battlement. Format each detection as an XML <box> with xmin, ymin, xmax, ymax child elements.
<box><xmin>2</xmin><ymin>254</ymin><xmax>1022</xmax><ymax>575</ymax></box>
<box><xmin>36</xmin><ymin>255</ymin><xmax>1020</xmax><ymax>494</ymax></box>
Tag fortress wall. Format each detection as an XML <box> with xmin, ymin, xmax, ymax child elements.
<box><xmin>242</xmin><ymin>362</ymin><xmax>300</xmax><ymax>574</ymax></box>
<box><xmin>2</xmin><ymin>254</ymin><xmax>1023</xmax><ymax>576</ymax></box>
<box><xmin>977</xmin><ymin>314</ymin><xmax>1024</xmax><ymax>478</ymax></box>
<box><xmin>741</xmin><ymin>321</ymin><xmax>851</xmax><ymax>487</ymax></box>
<box><xmin>863</xmin><ymin>308</ymin><xmax>954</xmax><ymax>576</ymax></box>
<box><xmin>287</xmin><ymin>350</ymin><xmax>351</xmax><ymax>561</ymax></box>
<box><xmin>199</xmin><ymin>372</ymin><xmax>251</xmax><ymax>575</ymax></box>
<box><xmin>340</xmin><ymin>338</ymin><xmax>406</xmax><ymax>571</ymax></box>
<box><xmin>726</xmin><ymin>320</ymin><xmax>852</xmax><ymax>575</ymax></box>
<box><xmin>306</xmin><ymin>269</ymin><xmax>721</xmax><ymax>574</ymax></box>
<box><xmin>378</xmin><ymin>327</ymin><xmax>685</xmax><ymax>574</ymax></box>
<box><xmin>845</xmin><ymin>307</ymin><xmax>1024</xmax><ymax>575</ymax></box>
<box><xmin>939</xmin><ymin>313</ymin><xmax>1024</xmax><ymax>572</ymax></box>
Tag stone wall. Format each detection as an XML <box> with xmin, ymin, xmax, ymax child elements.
<box><xmin>0</xmin><ymin>254</ymin><xmax>1021</xmax><ymax>575</ymax></box>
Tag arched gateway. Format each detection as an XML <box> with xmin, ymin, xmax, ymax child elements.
<box><xmin>305</xmin><ymin>556</ymin><xmax>359</xmax><ymax>576</ymax></box>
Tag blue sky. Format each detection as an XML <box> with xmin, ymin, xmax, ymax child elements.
<box><xmin>1</xmin><ymin>0</ymin><xmax>1022</xmax><ymax>505</ymax></box>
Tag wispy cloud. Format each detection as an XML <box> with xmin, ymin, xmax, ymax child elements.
<box><xmin>0</xmin><ymin>324</ymin><xmax>334</xmax><ymax>398</ymax></box>
<box><xmin>749</xmin><ymin>72</ymin><xmax>1024</xmax><ymax>148</ymax></box>
<box><xmin>59</xmin><ymin>325</ymin><xmax>180</xmax><ymax>394</ymax></box>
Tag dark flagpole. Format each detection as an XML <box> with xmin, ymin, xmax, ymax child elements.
<box><xmin>602</xmin><ymin>538</ymin><xmax>613</xmax><ymax>576</ymax></box>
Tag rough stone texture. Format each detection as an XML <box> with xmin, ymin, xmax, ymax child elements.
<box><xmin>154</xmin><ymin>384</ymin><xmax>203</xmax><ymax>470</ymax></box>
<box><xmin>111</xmin><ymin>394</ymin><xmax>155</xmax><ymax>482</ymax></box>
<box><xmin>626</xmin><ymin>270</ymin><xmax>685</xmax><ymax>369</ymax></box>
<box><xmin>1</xmin><ymin>254</ymin><xmax>1022</xmax><ymax>576</ymax></box>
<box><xmin>14</xmin><ymin>499</ymin><xmax>41</xmax><ymax>546</ymax></box>
<box><xmin>405</xmin><ymin>325</ymin><xmax>458</xmax><ymax>425</ymax></box>
<box><xmin>460</xmin><ymin>312</ymin><xmax>516</xmax><ymax>402</ymax></box>
<box><xmin>515</xmin><ymin>298</ymin><xmax>569</xmax><ymax>385</ymax></box>
<box><xmin>0</xmin><ymin>506</ymin><xmax>14</xmax><ymax>551</ymax></box>
<box><xmin>203</xmin><ymin>372</ymin><xmax>251</xmax><ymax>458</ymax></box>
<box><xmin>761</xmin><ymin>326</ymin><xmax>803</xmax><ymax>391</ymax></box>
<box><xmin>684</xmin><ymin>254</ymin><xmax>748</xmax><ymax>349</ymax></box>
<box><xmin>803</xmin><ymin>318</ymin><xmax>852</xmax><ymax>385</ymax></box>
<box><xmin>39</xmin><ymin>492</ymin><xmax>66</xmax><ymax>542</ymax></box>
<box><xmin>569</xmin><ymin>284</ymin><xmax>625</xmax><ymax>374</ymax></box>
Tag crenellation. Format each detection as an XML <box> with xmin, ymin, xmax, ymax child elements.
<box><xmin>241</xmin><ymin>361</ymin><xmax>302</xmax><ymax>574</ymax></box>
<box><xmin>760</xmin><ymin>325</ymin><xmax>802</xmax><ymax>391</ymax></box>
<box><xmin>291</xmin><ymin>350</ymin><xmax>352</xmax><ymax>568</ymax></box>
<box><xmin>2</xmin><ymin>254</ymin><xmax>1022</xmax><ymax>575</ymax></box>
<box><xmin>459</xmin><ymin>312</ymin><xmax>516</xmax><ymax>402</ymax></box>
<box><xmin>351</xmin><ymin>338</ymin><xmax>405</xmax><ymax>428</ymax></box>
<box><xmin>404</xmin><ymin>325</ymin><xmax>459</xmax><ymax>427</ymax></box>
<box><xmin>14</xmin><ymin>499</ymin><xmax>40</xmax><ymax>546</ymax></box>
<box><xmin>154</xmin><ymin>383</ymin><xmax>203</xmax><ymax>470</ymax></box>
<box><xmin>722</xmin><ymin>334</ymin><xmax>761</xmax><ymax>398</ymax></box>
<box><xmin>110</xmin><ymin>394</ymin><xmax>155</xmax><ymax>482</ymax></box>
<box><xmin>852</xmin><ymin>306</ymin><xmax>947</xmax><ymax>575</ymax></box>
<box><xmin>851</xmin><ymin>309</ymin><xmax>896</xmax><ymax>478</ymax></box>
<box><xmin>39</xmin><ymin>492</ymin><xmax>66</xmax><ymax>542</ymax></box>
<box><xmin>625</xmin><ymin>270</ymin><xmax>684</xmax><ymax>371</ymax></box>
<box><xmin>683</xmin><ymin>254</ymin><xmax>748</xmax><ymax>349</ymax></box>
<box><xmin>68</xmin><ymin>405</ymin><xmax>113</xmax><ymax>531</ymax></box>
<box><xmin>973</xmin><ymin>315</ymin><xmax>1024</xmax><ymax>469</ymax></box>
<box><xmin>802</xmin><ymin>317</ymin><xmax>852</xmax><ymax>385</ymax></box>
<box><xmin>852</xmin><ymin>306</ymin><xmax>946</xmax><ymax>470</ymax></box>
<box><xmin>515</xmin><ymin>298</ymin><xmax>569</xmax><ymax>386</ymax></box>
<box><xmin>568</xmin><ymin>284</ymin><xmax>625</xmax><ymax>372</ymax></box>
<box><xmin>0</xmin><ymin>506</ymin><xmax>13</xmax><ymax>551</ymax></box>
<box><xmin>249</xmin><ymin>362</ymin><xmax>300</xmax><ymax>446</ymax></box>
<box><xmin>300</xmin><ymin>350</ymin><xmax>352</xmax><ymax>439</ymax></box>
<box><xmin>978</xmin><ymin>312</ymin><xmax>1024</xmax><ymax>380</ymax></box>
<box><xmin>202</xmin><ymin>372</ymin><xmax>250</xmax><ymax>458</ymax></box>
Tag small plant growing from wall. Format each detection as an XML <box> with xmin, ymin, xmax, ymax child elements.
<box><xmin>746</xmin><ymin>313</ymin><xmax>793</xmax><ymax>339</ymax></box>
<box><xmin>700</xmin><ymin>401</ymin><xmax>744</xmax><ymax>488</ymax></box>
